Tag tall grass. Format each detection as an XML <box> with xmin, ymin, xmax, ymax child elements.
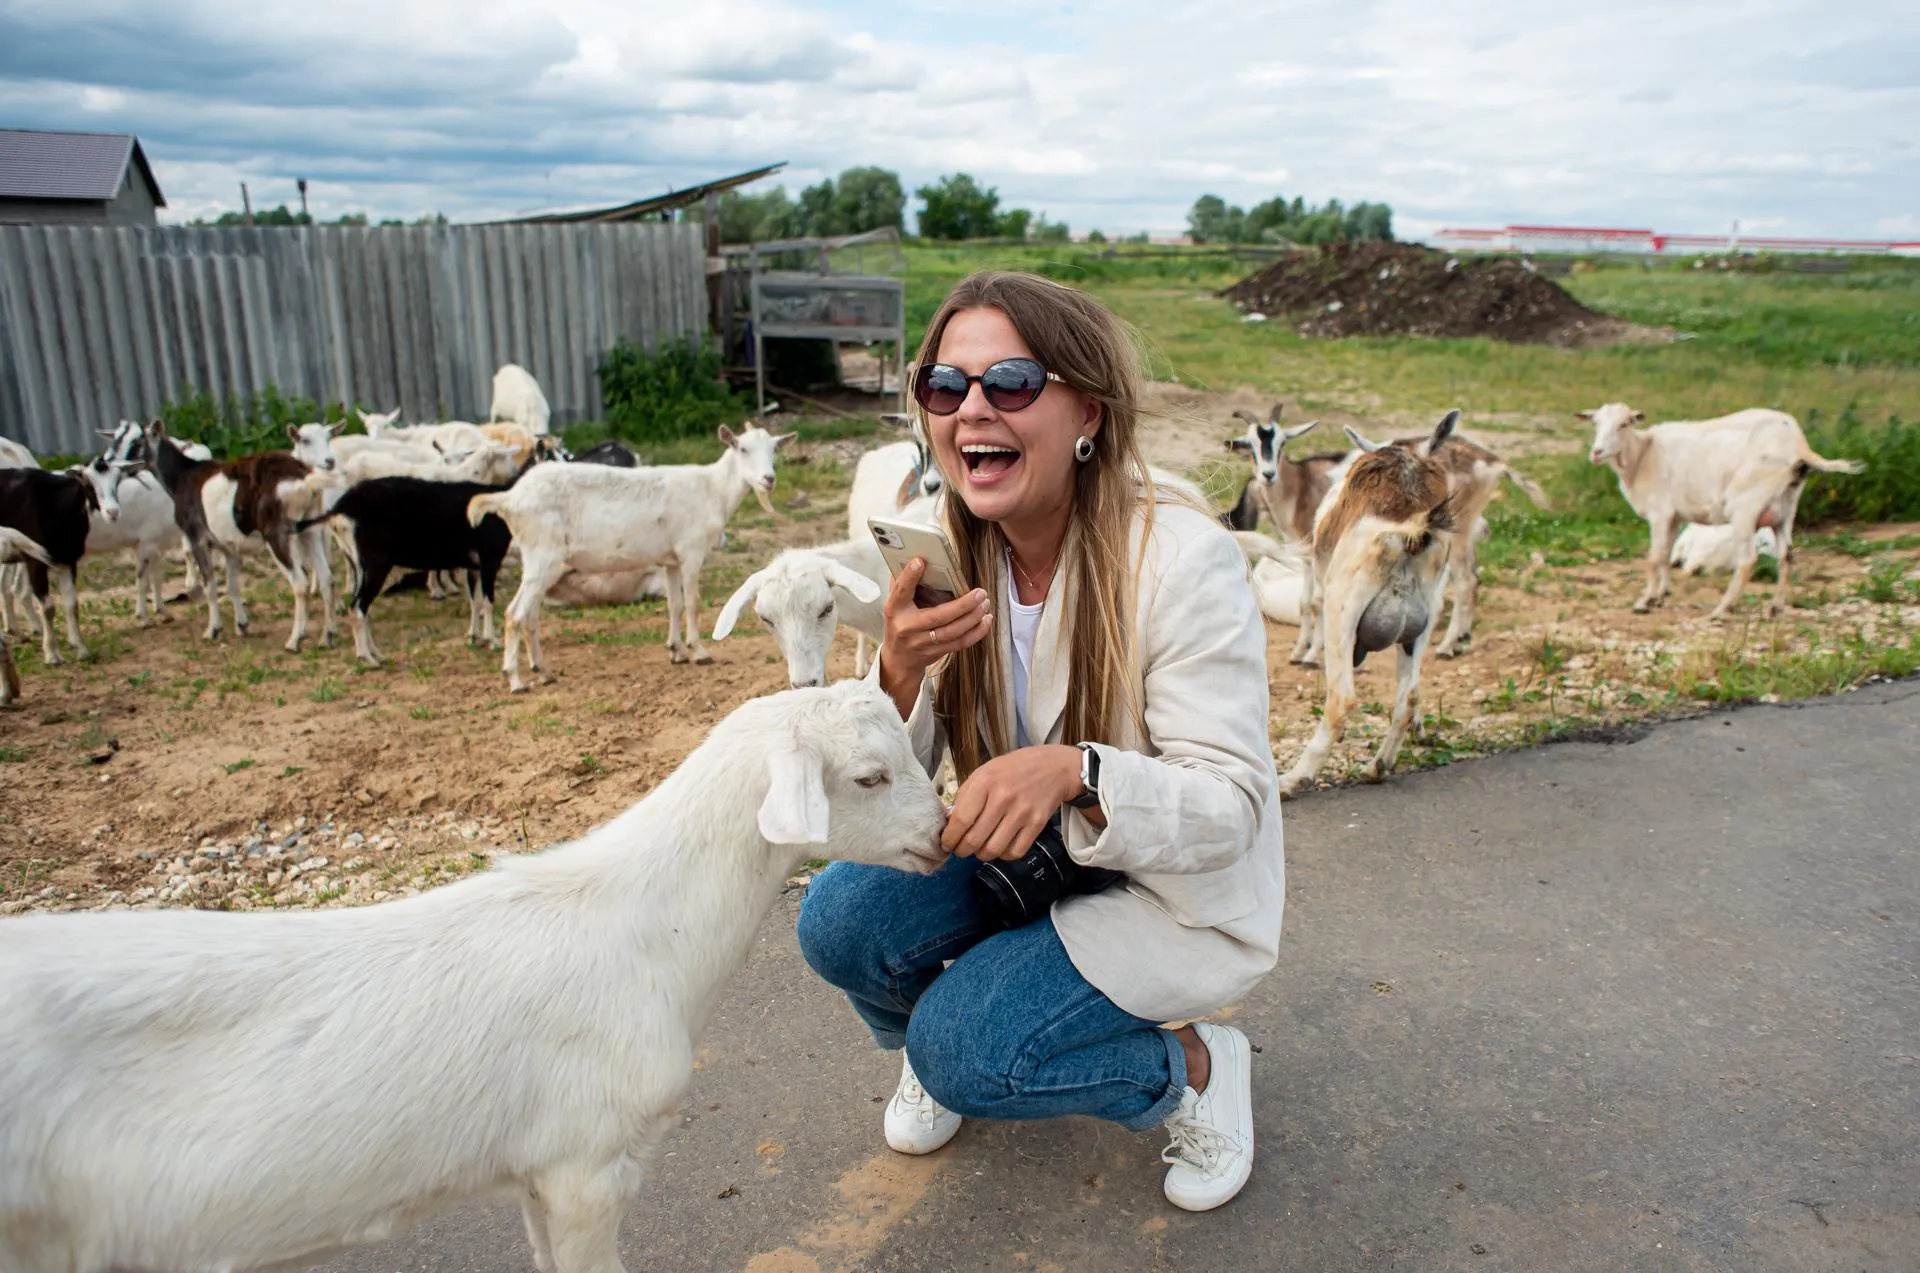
<box><xmin>1798</xmin><ymin>409</ymin><xmax>1920</xmax><ymax>523</ymax></box>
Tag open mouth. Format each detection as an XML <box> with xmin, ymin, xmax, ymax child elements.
<box><xmin>961</xmin><ymin>443</ymin><xmax>1022</xmax><ymax>481</ymax></box>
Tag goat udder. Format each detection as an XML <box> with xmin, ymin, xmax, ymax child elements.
<box><xmin>1354</xmin><ymin>592</ymin><xmax>1428</xmax><ymax>662</ymax></box>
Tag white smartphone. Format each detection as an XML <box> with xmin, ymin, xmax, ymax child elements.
<box><xmin>868</xmin><ymin>515</ymin><xmax>967</xmax><ymax>607</ymax></box>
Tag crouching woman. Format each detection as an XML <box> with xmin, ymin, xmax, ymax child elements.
<box><xmin>796</xmin><ymin>271</ymin><xmax>1284</xmax><ymax>1211</ymax></box>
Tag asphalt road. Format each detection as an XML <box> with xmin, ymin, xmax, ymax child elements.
<box><xmin>321</xmin><ymin>680</ymin><xmax>1920</xmax><ymax>1273</ymax></box>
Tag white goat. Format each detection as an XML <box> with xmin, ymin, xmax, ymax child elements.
<box><xmin>490</xmin><ymin>363</ymin><xmax>552</xmax><ymax>435</ymax></box>
<box><xmin>1280</xmin><ymin>411</ymin><xmax>1460</xmax><ymax>799</ymax></box>
<box><xmin>1581</xmin><ymin>402</ymin><xmax>1863</xmax><ymax>619</ymax></box>
<box><xmin>712</xmin><ymin>537</ymin><xmax>888</xmax><ymax>688</ymax></box>
<box><xmin>0</xmin><ymin>680</ymin><xmax>945</xmax><ymax>1273</ymax></box>
<box><xmin>470</xmin><ymin>424</ymin><xmax>790</xmax><ymax>691</ymax></box>
<box><xmin>1233</xmin><ymin>532</ymin><xmax>1310</xmax><ymax>627</ymax></box>
<box><xmin>342</xmin><ymin>441</ymin><xmax>520</xmax><ymax>486</ymax></box>
<box><xmin>1671</xmin><ymin>523</ymin><xmax>1780</xmax><ymax>576</ymax></box>
<box><xmin>83</xmin><ymin>467</ymin><xmax>187</xmax><ymax>626</ymax></box>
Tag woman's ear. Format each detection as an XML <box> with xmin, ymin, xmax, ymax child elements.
<box><xmin>1079</xmin><ymin>390</ymin><xmax>1104</xmax><ymax>439</ymax></box>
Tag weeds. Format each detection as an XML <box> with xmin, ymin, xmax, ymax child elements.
<box><xmin>222</xmin><ymin>758</ymin><xmax>256</xmax><ymax>775</ymax></box>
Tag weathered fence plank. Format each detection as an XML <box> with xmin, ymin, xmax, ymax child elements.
<box><xmin>0</xmin><ymin>222</ymin><xmax>707</xmax><ymax>454</ymax></box>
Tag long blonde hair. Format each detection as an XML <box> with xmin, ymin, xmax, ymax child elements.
<box><xmin>919</xmin><ymin>271</ymin><xmax>1162</xmax><ymax>779</ymax></box>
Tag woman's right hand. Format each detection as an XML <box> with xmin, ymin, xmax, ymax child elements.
<box><xmin>877</xmin><ymin>558</ymin><xmax>992</xmax><ymax>719</ymax></box>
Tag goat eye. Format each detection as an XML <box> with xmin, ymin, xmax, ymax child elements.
<box><xmin>760</xmin><ymin>615</ymin><xmax>774</xmax><ymax>628</ymax></box>
<box><xmin>854</xmin><ymin>771</ymin><xmax>890</xmax><ymax>789</ymax></box>
<box><xmin>817</xmin><ymin>602</ymin><xmax>834</xmax><ymax>620</ymax></box>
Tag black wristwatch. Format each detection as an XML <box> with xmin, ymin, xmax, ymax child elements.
<box><xmin>1069</xmin><ymin>742</ymin><xmax>1102</xmax><ymax>810</ymax></box>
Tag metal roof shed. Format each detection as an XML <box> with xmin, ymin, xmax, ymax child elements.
<box><xmin>0</xmin><ymin>128</ymin><xmax>166</xmax><ymax>226</ymax></box>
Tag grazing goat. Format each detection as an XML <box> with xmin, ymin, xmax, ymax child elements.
<box><xmin>712</xmin><ymin>537</ymin><xmax>888</xmax><ymax>688</ymax></box>
<box><xmin>145</xmin><ymin>421</ymin><xmax>343</xmax><ymax>651</ymax></box>
<box><xmin>572</xmin><ymin>438</ymin><xmax>638</xmax><ymax>468</ymax></box>
<box><xmin>0</xmin><ymin>462</ymin><xmax>126</xmax><ymax>664</ymax></box>
<box><xmin>0</xmin><ymin>527</ymin><xmax>51</xmax><ymax>705</ymax></box>
<box><xmin>490</xmin><ymin>362</ymin><xmax>552</xmax><ymax>434</ymax></box>
<box><xmin>296</xmin><ymin>477</ymin><xmax>516</xmax><ymax>666</ymax></box>
<box><xmin>1221</xmin><ymin>404</ymin><xmax>1342</xmax><ymax>541</ymax></box>
<box><xmin>0</xmin><ymin>679</ymin><xmax>945</xmax><ymax>1273</ymax></box>
<box><xmin>1280</xmin><ymin>411</ymin><xmax>1460</xmax><ymax>799</ymax></box>
<box><xmin>470</xmin><ymin>424</ymin><xmax>790</xmax><ymax>691</ymax></box>
<box><xmin>1671</xmin><ymin>523</ymin><xmax>1779</xmax><ymax>576</ymax></box>
<box><xmin>1580</xmin><ymin>403</ymin><xmax>1862</xmax><ymax>619</ymax></box>
<box><xmin>846</xmin><ymin>429</ymin><xmax>943</xmax><ymax>675</ymax></box>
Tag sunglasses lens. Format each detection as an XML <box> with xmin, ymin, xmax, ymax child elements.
<box><xmin>914</xmin><ymin>364</ymin><xmax>969</xmax><ymax>415</ymax></box>
<box><xmin>981</xmin><ymin>359</ymin><xmax>1048</xmax><ymax>411</ymax></box>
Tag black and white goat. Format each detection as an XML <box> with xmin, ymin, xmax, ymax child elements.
<box><xmin>0</xmin><ymin>462</ymin><xmax>126</xmax><ymax>664</ymax></box>
<box><xmin>295</xmin><ymin>476</ymin><xmax>515</xmax><ymax>666</ymax></box>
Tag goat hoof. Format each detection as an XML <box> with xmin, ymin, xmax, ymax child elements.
<box><xmin>1707</xmin><ymin>610</ymin><xmax>1730</xmax><ymax>625</ymax></box>
<box><xmin>508</xmin><ymin>681</ymin><xmax>530</xmax><ymax>695</ymax></box>
<box><xmin>694</xmin><ymin>652</ymin><xmax>714</xmax><ymax>666</ymax></box>
<box><xmin>236</xmin><ymin>623</ymin><xmax>250</xmax><ymax>637</ymax></box>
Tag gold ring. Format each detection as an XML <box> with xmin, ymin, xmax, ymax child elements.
<box><xmin>931</xmin><ymin>626</ymin><xmax>942</xmax><ymax>644</ymax></box>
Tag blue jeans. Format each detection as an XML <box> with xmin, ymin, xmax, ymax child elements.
<box><xmin>796</xmin><ymin>855</ymin><xmax>1188</xmax><ymax>1133</ymax></box>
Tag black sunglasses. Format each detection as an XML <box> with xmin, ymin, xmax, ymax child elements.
<box><xmin>912</xmin><ymin>358</ymin><xmax>1063</xmax><ymax>416</ymax></box>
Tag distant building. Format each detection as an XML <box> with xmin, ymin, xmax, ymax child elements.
<box><xmin>0</xmin><ymin>128</ymin><xmax>166</xmax><ymax>227</ymax></box>
<box><xmin>1431</xmin><ymin>223</ymin><xmax>1920</xmax><ymax>258</ymax></box>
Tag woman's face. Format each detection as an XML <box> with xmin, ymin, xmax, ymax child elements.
<box><xmin>926</xmin><ymin>306</ymin><xmax>1100</xmax><ymax>531</ymax></box>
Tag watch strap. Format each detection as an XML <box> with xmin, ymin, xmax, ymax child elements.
<box><xmin>1068</xmin><ymin>742</ymin><xmax>1102</xmax><ymax>810</ymax></box>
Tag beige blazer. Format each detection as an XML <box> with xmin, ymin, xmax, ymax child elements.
<box><xmin>890</xmin><ymin>499</ymin><xmax>1285</xmax><ymax>1022</ymax></box>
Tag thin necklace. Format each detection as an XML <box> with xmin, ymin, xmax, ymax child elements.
<box><xmin>1007</xmin><ymin>545</ymin><xmax>1052</xmax><ymax>597</ymax></box>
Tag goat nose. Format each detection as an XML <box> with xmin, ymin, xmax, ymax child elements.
<box><xmin>793</xmin><ymin>678</ymin><xmax>822</xmax><ymax>689</ymax></box>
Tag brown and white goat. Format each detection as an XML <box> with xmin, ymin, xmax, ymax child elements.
<box><xmin>145</xmin><ymin>420</ymin><xmax>343</xmax><ymax>651</ymax></box>
<box><xmin>1279</xmin><ymin>411</ymin><xmax>1459</xmax><ymax>799</ymax></box>
<box><xmin>1222</xmin><ymin>404</ymin><xmax>1345</xmax><ymax>543</ymax></box>
<box><xmin>1381</xmin><ymin>430</ymin><xmax>1547</xmax><ymax>658</ymax></box>
<box><xmin>1581</xmin><ymin>403</ymin><xmax>1863</xmax><ymax>620</ymax></box>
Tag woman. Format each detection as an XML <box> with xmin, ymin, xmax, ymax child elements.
<box><xmin>796</xmin><ymin>271</ymin><xmax>1283</xmax><ymax>1211</ymax></box>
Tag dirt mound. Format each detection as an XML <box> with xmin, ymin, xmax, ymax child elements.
<box><xmin>1221</xmin><ymin>241</ymin><xmax>1663</xmax><ymax>347</ymax></box>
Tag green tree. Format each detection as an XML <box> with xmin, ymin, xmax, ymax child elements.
<box><xmin>916</xmin><ymin>172</ymin><xmax>1002</xmax><ymax>239</ymax></box>
<box><xmin>832</xmin><ymin>166</ymin><xmax>906</xmax><ymax>234</ymax></box>
<box><xmin>1187</xmin><ymin>194</ymin><xmax>1231</xmax><ymax>243</ymax></box>
<box><xmin>1032</xmin><ymin>214</ymin><xmax>1070</xmax><ymax>244</ymax></box>
<box><xmin>994</xmin><ymin>207</ymin><xmax>1033</xmax><ymax>240</ymax></box>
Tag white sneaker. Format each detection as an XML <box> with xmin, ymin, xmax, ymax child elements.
<box><xmin>1161</xmin><ymin>1021</ymin><xmax>1255</xmax><ymax>1211</ymax></box>
<box><xmin>883</xmin><ymin>1053</ymin><xmax>962</xmax><ymax>1155</ymax></box>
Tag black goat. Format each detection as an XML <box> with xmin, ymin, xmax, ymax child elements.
<box><xmin>296</xmin><ymin>477</ymin><xmax>514</xmax><ymax>667</ymax></box>
<box><xmin>570</xmin><ymin>439</ymin><xmax>638</xmax><ymax>467</ymax></box>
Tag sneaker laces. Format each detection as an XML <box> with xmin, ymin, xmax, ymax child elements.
<box><xmin>1162</xmin><ymin>1100</ymin><xmax>1239</xmax><ymax>1177</ymax></box>
<box><xmin>896</xmin><ymin>1063</ymin><xmax>941</xmax><ymax>1126</ymax></box>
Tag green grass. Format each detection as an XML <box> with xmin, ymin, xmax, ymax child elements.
<box><xmin>1687</xmin><ymin>627</ymin><xmax>1920</xmax><ymax>704</ymax></box>
<box><xmin>898</xmin><ymin>243</ymin><xmax>1920</xmax><ymax>464</ymax></box>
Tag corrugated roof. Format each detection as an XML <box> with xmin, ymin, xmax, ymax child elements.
<box><xmin>0</xmin><ymin>128</ymin><xmax>166</xmax><ymax>206</ymax></box>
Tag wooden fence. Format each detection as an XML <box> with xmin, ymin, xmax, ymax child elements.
<box><xmin>0</xmin><ymin>221</ymin><xmax>708</xmax><ymax>455</ymax></box>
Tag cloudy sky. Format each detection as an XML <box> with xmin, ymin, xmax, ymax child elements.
<box><xmin>1</xmin><ymin>0</ymin><xmax>1914</xmax><ymax>240</ymax></box>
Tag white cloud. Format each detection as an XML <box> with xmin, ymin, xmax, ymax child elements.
<box><xmin>0</xmin><ymin>0</ymin><xmax>1910</xmax><ymax>238</ymax></box>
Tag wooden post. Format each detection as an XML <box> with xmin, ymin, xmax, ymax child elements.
<box><xmin>750</xmin><ymin>248</ymin><xmax>765</xmax><ymax>417</ymax></box>
<box><xmin>241</xmin><ymin>182</ymin><xmax>254</xmax><ymax>226</ymax></box>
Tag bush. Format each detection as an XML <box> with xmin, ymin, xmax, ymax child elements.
<box><xmin>596</xmin><ymin>336</ymin><xmax>749</xmax><ymax>445</ymax></box>
<box><xmin>156</xmin><ymin>385</ymin><xmax>348</xmax><ymax>459</ymax></box>
<box><xmin>1797</xmin><ymin>408</ymin><xmax>1920</xmax><ymax>524</ymax></box>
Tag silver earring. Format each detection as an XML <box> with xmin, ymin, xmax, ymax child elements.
<box><xmin>1074</xmin><ymin>435</ymin><xmax>1095</xmax><ymax>463</ymax></box>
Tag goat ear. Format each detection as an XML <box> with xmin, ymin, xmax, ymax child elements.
<box><xmin>759</xmin><ymin>738</ymin><xmax>829</xmax><ymax>845</ymax></box>
<box><xmin>825</xmin><ymin>563</ymin><xmax>882</xmax><ymax>605</ymax></box>
<box><xmin>328</xmin><ymin>422</ymin><xmax>345</xmax><ymax>436</ymax></box>
<box><xmin>1573</xmin><ymin>409</ymin><xmax>1595</xmax><ymax>421</ymax></box>
<box><xmin>284</xmin><ymin>423</ymin><xmax>301</xmax><ymax>444</ymax></box>
<box><xmin>712</xmin><ymin>569</ymin><xmax>769</xmax><ymax>641</ymax></box>
<box><xmin>1344</xmin><ymin>425</ymin><xmax>1385</xmax><ymax>453</ymax></box>
<box><xmin>772</xmin><ymin>431</ymin><xmax>797</xmax><ymax>448</ymax></box>
<box><xmin>1630</xmin><ymin>410</ymin><xmax>1646</xmax><ymax>424</ymax></box>
<box><xmin>1422</xmin><ymin>410</ymin><xmax>1460</xmax><ymax>457</ymax></box>
<box><xmin>1278</xmin><ymin>420</ymin><xmax>1319</xmax><ymax>444</ymax></box>
<box><xmin>718</xmin><ymin>424</ymin><xmax>740</xmax><ymax>448</ymax></box>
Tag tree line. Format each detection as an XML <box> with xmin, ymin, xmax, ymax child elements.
<box><xmin>718</xmin><ymin>167</ymin><xmax>1391</xmax><ymax>246</ymax></box>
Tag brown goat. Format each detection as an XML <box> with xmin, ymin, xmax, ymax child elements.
<box><xmin>1280</xmin><ymin>410</ymin><xmax>1459</xmax><ymax>799</ymax></box>
<box><xmin>1222</xmin><ymin>403</ymin><xmax>1347</xmax><ymax>543</ymax></box>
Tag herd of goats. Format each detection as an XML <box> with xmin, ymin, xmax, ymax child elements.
<box><xmin>0</xmin><ymin>363</ymin><xmax>1865</xmax><ymax>797</ymax></box>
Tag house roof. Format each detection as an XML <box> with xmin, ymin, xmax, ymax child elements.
<box><xmin>496</xmin><ymin>162</ymin><xmax>785</xmax><ymax>224</ymax></box>
<box><xmin>0</xmin><ymin>128</ymin><xmax>166</xmax><ymax>206</ymax></box>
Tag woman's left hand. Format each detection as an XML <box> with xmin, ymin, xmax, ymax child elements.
<box><xmin>942</xmin><ymin>745</ymin><xmax>1083</xmax><ymax>861</ymax></box>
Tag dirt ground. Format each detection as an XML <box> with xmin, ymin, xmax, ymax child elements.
<box><xmin>3</xmin><ymin>398</ymin><xmax>1913</xmax><ymax>914</ymax></box>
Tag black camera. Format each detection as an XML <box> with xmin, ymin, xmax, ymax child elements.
<box><xmin>970</xmin><ymin>821</ymin><xmax>1124</xmax><ymax>931</ymax></box>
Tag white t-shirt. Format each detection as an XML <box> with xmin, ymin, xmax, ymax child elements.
<box><xmin>1005</xmin><ymin>559</ymin><xmax>1045</xmax><ymax>748</ymax></box>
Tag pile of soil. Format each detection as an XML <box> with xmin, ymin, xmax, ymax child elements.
<box><xmin>1220</xmin><ymin>241</ymin><xmax>1662</xmax><ymax>347</ymax></box>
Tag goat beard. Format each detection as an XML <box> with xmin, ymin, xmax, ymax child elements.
<box><xmin>753</xmin><ymin>488</ymin><xmax>777</xmax><ymax>516</ymax></box>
